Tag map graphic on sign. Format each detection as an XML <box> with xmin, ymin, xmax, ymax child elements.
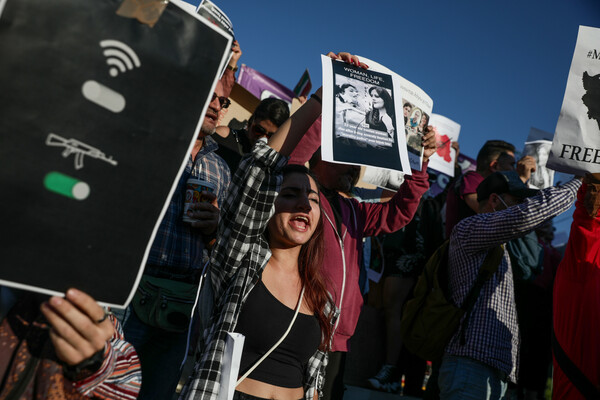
<box><xmin>582</xmin><ymin>71</ymin><xmax>600</xmax><ymax>130</ymax></box>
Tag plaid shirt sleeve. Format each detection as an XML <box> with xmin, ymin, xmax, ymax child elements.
<box><xmin>181</xmin><ymin>140</ymin><xmax>289</xmax><ymax>400</ymax></box>
<box><xmin>446</xmin><ymin>179</ymin><xmax>581</xmax><ymax>380</ymax></box>
<box><xmin>455</xmin><ymin>179</ymin><xmax>581</xmax><ymax>255</ymax></box>
<box><xmin>209</xmin><ymin>139</ymin><xmax>288</xmax><ymax>299</ymax></box>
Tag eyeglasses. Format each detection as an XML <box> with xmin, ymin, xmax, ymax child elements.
<box><xmin>211</xmin><ymin>93</ymin><xmax>231</xmax><ymax>109</ymax></box>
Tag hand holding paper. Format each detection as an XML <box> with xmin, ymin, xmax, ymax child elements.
<box><xmin>41</xmin><ymin>288</ymin><xmax>113</xmax><ymax>366</ymax></box>
<box><xmin>326</xmin><ymin>51</ymin><xmax>368</xmax><ymax>69</ymax></box>
<box><xmin>422</xmin><ymin>126</ymin><xmax>438</xmax><ymax>164</ymax></box>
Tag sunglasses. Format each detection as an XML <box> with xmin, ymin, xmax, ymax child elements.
<box><xmin>251</xmin><ymin>123</ymin><xmax>276</xmax><ymax>138</ymax></box>
<box><xmin>211</xmin><ymin>93</ymin><xmax>231</xmax><ymax>109</ymax></box>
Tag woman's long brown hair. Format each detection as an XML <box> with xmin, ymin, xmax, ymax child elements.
<box><xmin>281</xmin><ymin>164</ymin><xmax>333</xmax><ymax>351</ymax></box>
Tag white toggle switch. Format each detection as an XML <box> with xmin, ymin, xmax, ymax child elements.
<box><xmin>81</xmin><ymin>80</ymin><xmax>126</xmax><ymax>113</ymax></box>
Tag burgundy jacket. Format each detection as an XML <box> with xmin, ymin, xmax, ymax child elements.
<box><xmin>290</xmin><ymin>117</ymin><xmax>429</xmax><ymax>351</ymax></box>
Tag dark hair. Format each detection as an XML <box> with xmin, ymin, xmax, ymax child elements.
<box><xmin>278</xmin><ymin>164</ymin><xmax>333</xmax><ymax>350</ymax></box>
<box><xmin>308</xmin><ymin>147</ymin><xmax>322</xmax><ymax>170</ymax></box>
<box><xmin>476</xmin><ymin>140</ymin><xmax>516</xmax><ymax>172</ymax></box>
<box><xmin>403</xmin><ymin>102</ymin><xmax>412</xmax><ymax>109</ymax></box>
<box><xmin>251</xmin><ymin>98</ymin><xmax>290</xmax><ymax>128</ymax></box>
<box><xmin>368</xmin><ymin>86</ymin><xmax>394</xmax><ymax>116</ymax></box>
<box><xmin>335</xmin><ymin>84</ymin><xmax>357</xmax><ymax>102</ymax></box>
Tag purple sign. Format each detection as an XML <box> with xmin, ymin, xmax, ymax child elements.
<box><xmin>237</xmin><ymin>64</ymin><xmax>295</xmax><ymax>104</ymax></box>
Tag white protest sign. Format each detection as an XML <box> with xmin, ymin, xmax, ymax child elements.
<box><xmin>547</xmin><ymin>25</ymin><xmax>600</xmax><ymax>175</ymax></box>
<box><xmin>321</xmin><ymin>55</ymin><xmax>411</xmax><ymax>175</ymax></box>
<box><xmin>523</xmin><ymin>127</ymin><xmax>555</xmax><ymax>189</ymax></box>
<box><xmin>427</xmin><ymin>113</ymin><xmax>460</xmax><ymax>177</ymax></box>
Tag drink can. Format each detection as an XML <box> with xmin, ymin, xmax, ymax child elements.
<box><xmin>183</xmin><ymin>178</ymin><xmax>216</xmax><ymax>223</ymax></box>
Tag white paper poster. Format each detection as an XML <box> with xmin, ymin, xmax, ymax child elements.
<box><xmin>321</xmin><ymin>55</ymin><xmax>411</xmax><ymax>174</ymax></box>
<box><xmin>547</xmin><ymin>25</ymin><xmax>600</xmax><ymax>175</ymax></box>
<box><xmin>523</xmin><ymin>127</ymin><xmax>555</xmax><ymax>189</ymax></box>
<box><xmin>427</xmin><ymin>113</ymin><xmax>460</xmax><ymax>177</ymax></box>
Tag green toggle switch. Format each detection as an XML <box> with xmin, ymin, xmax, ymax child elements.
<box><xmin>44</xmin><ymin>172</ymin><xmax>90</xmax><ymax>200</ymax></box>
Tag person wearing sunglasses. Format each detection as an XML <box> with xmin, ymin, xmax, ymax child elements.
<box><xmin>215</xmin><ymin>98</ymin><xmax>290</xmax><ymax>173</ymax></box>
<box><xmin>122</xmin><ymin>81</ymin><xmax>232</xmax><ymax>400</ymax></box>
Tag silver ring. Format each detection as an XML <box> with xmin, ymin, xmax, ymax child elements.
<box><xmin>96</xmin><ymin>310</ymin><xmax>112</xmax><ymax>324</ymax></box>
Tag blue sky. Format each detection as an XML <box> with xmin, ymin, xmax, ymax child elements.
<box><xmin>213</xmin><ymin>0</ymin><xmax>599</xmax><ymax>241</ymax></box>
<box><xmin>218</xmin><ymin>0</ymin><xmax>598</xmax><ymax>158</ymax></box>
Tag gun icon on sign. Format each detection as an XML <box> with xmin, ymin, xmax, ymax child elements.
<box><xmin>46</xmin><ymin>133</ymin><xmax>118</xmax><ymax>170</ymax></box>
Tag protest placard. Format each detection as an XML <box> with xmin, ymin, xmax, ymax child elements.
<box><xmin>428</xmin><ymin>113</ymin><xmax>461</xmax><ymax>177</ymax></box>
<box><xmin>523</xmin><ymin>127</ymin><xmax>554</xmax><ymax>189</ymax></box>
<box><xmin>359</xmin><ymin>152</ymin><xmax>476</xmax><ymax>195</ymax></box>
<box><xmin>0</xmin><ymin>0</ymin><xmax>232</xmax><ymax>307</ymax></box>
<box><xmin>547</xmin><ymin>25</ymin><xmax>600</xmax><ymax>175</ymax></box>
<box><xmin>321</xmin><ymin>55</ymin><xmax>433</xmax><ymax>177</ymax></box>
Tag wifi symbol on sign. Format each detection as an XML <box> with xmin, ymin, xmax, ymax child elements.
<box><xmin>100</xmin><ymin>40</ymin><xmax>141</xmax><ymax>77</ymax></box>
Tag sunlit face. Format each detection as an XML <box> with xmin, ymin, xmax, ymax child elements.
<box><xmin>371</xmin><ymin>91</ymin><xmax>384</xmax><ymax>109</ymax></box>
<box><xmin>248</xmin><ymin>118</ymin><xmax>278</xmax><ymax>145</ymax></box>
<box><xmin>267</xmin><ymin>173</ymin><xmax>321</xmax><ymax>249</ymax></box>
<box><xmin>200</xmin><ymin>81</ymin><xmax>225</xmax><ymax>137</ymax></box>
<box><xmin>411</xmin><ymin>110</ymin><xmax>422</xmax><ymax>124</ymax></box>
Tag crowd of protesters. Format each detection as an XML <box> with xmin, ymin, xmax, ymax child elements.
<box><xmin>1</xmin><ymin>15</ymin><xmax>599</xmax><ymax>400</ymax></box>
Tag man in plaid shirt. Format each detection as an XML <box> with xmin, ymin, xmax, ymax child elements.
<box><xmin>123</xmin><ymin>81</ymin><xmax>231</xmax><ymax>400</ymax></box>
<box><xmin>439</xmin><ymin>170</ymin><xmax>581</xmax><ymax>399</ymax></box>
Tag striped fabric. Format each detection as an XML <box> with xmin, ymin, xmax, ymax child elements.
<box><xmin>181</xmin><ymin>140</ymin><xmax>331</xmax><ymax>400</ymax></box>
<box><xmin>445</xmin><ymin>179</ymin><xmax>581</xmax><ymax>382</ymax></box>
<box><xmin>74</xmin><ymin>315</ymin><xmax>142</xmax><ymax>399</ymax></box>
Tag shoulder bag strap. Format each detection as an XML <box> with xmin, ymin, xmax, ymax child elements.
<box><xmin>552</xmin><ymin>328</ymin><xmax>600</xmax><ymax>399</ymax></box>
<box><xmin>459</xmin><ymin>245</ymin><xmax>504</xmax><ymax>345</ymax></box>
<box><xmin>236</xmin><ymin>286</ymin><xmax>305</xmax><ymax>386</ymax></box>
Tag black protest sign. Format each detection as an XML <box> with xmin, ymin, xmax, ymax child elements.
<box><xmin>0</xmin><ymin>0</ymin><xmax>231</xmax><ymax>306</ymax></box>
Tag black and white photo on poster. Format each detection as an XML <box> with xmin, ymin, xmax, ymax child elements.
<box><xmin>0</xmin><ymin>0</ymin><xmax>232</xmax><ymax>307</ymax></box>
<box><xmin>337</xmin><ymin>55</ymin><xmax>434</xmax><ymax>189</ymax></box>
<box><xmin>547</xmin><ymin>25</ymin><xmax>600</xmax><ymax>175</ymax></box>
<box><xmin>523</xmin><ymin>127</ymin><xmax>555</xmax><ymax>189</ymax></box>
<box><xmin>356</xmin><ymin>55</ymin><xmax>433</xmax><ymax>172</ymax></box>
<box><xmin>321</xmin><ymin>55</ymin><xmax>411</xmax><ymax>174</ymax></box>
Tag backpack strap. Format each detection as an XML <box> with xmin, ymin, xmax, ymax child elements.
<box><xmin>552</xmin><ymin>328</ymin><xmax>600</xmax><ymax>399</ymax></box>
<box><xmin>459</xmin><ymin>245</ymin><xmax>504</xmax><ymax>345</ymax></box>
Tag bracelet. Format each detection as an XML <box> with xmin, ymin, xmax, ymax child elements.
<box><xmin>62</xmin><ymin>348</ymin><xmax>105</xmax><ymax>382</ymax></box>
<box><xmin>227</xmin><ymin>65</ymin><xmax>238</xmax><ymax>72</ymax></box>
<box><xmin>310</xmin><ymin>93</ymin><xmax>322</xmax><ymax>105</ymax></box>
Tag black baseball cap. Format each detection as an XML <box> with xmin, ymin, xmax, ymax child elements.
<box><xmin>477</xmin><ymin>171</ymin><xmax>539</xmax><ymax>202</ymax></box>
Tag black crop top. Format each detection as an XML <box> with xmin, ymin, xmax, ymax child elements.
<box><xmin>235</xmin><ymin>279</ymin><xmax>321</xmax><ymax>388</ymax></box>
